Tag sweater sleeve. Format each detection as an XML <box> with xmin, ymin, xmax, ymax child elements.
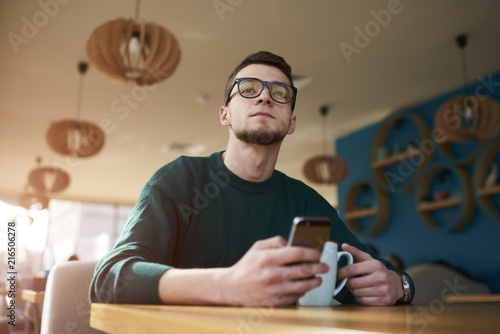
<box><xmin>89</xmin><ymin>183</ymin><xmax>180</xmax><ymax>304</ymax></box>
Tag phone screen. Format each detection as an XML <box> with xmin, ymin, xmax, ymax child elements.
<box><xmin>287</xmin><ymin>216</ymin><xmax>332</xmax><ymax>252</ymax></box>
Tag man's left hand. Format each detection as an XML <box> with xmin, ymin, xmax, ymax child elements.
<box><xmin>337</xmin><ymin>243</ymin><xmax>403</xmax><ymax>305</ymax></box>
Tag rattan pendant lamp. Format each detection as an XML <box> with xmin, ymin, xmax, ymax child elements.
<box><xmin>46</xmin><ymin>62</ymin><xmax>105</xmax><ymax>158</ymax></box>
<box><xmin>27</xmin><ymin>158</ymin><xmax>70</xmax><ymax>193</ymax></box>
<box><xmin>303</xmin><ymin>105</ymin><xmax>348</xmax><ymax>184</ymax></box>
<box><xmin>18</xmin><ymin>191</ymin><xmax>50</xmax><ymax>211</ymax></box>
<box><xmin>86</xmin><ymin>0</ymin><xmax>181</xmax><ymax>86</ymax></box>
<box><xmin>19</xmin><ymin>157</ymin><xmax>70</xmax><ymax>211</ymax></box>
<box><xmin>434</xmin><ymin>34</ymin><xmax>500</xmax><ymax>142</ymax></box>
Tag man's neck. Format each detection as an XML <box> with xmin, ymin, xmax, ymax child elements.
<box><xmin>222</xmin><ymin>140</ymin><xmax>282</xmax><ymax>182</ymax></box>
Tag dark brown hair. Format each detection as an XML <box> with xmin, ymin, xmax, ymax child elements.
<box><xmin>223</xmin><ymin>51</ymin><xmax>295</xmax><ymax>109</ymax></box>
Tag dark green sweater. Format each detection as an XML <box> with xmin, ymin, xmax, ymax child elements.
<box><xmin>90</xmin><ymin>151</ymin><xmax>413</xmax><ymax>304</ymax></box>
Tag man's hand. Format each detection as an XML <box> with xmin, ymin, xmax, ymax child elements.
<box><xmin>220</xmin><ymin>236</ymin><xmax>329</xmax><ymax>307</ymax></box>
<box><xmin>158</xmin><ymin>236</ymin><xmax>328</xmax><ymax>307</ymax></box>
<box><xmin>337</xmin><ymin>244</ymin><xmax>403</xmax><ymax>306</ymax></box>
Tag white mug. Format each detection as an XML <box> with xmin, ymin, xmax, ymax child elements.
<box><xmin>298</xmin><ymin>241</ymin><xmax>354</xmax><ymax>306</ymax></box>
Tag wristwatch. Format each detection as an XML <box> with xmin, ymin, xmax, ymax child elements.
<box><xmin>396</xmin><ymin>272</ymin><xmax>411</xmax><ymax>304</ymax></box>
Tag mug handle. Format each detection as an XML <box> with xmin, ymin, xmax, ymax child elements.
<box><xmin>333</xmin><ymin>251</ymin><xmax>354</xmax><ymax>296</ymax></box>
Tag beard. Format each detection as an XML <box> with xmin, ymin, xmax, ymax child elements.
<box><xmin>234</xmin><ymin>125</ymin><xmax>287</xmax><ymax>146</ymax></box>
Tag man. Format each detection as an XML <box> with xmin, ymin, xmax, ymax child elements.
<box><xmin>90</xmin><ymin>51</ymin><xmax>414</xmax><ymax>307</ymax></box>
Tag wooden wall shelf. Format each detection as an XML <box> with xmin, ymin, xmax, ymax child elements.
<box><xmin>415</xmin><ymin>166</ymin><xmax>474</xmax><ymax>232</ymax></box>
<box><xmin>344</xmin><ymin>208</ymin><xmax>376</xmax><ymax>220</ymax></box>
<box><xmin>371</xmin><ymin>148</ymin><xmax>421</xmax><ymax>169</ymax></box>
<box><xmin>477</xmin><ymin>185</ymin><xmax>500</xmax><ymax>197</ymax></box>
<box><xmin>474</xmin><ymin>139</ymin><xmax>500</xmax><ymax>218</ymax></box>
<box><xmin>417</xmin><ymin>197</ymin><xmax>462</xmax><ymax>212</ymax></box>
<box><xmin>370</xmin><ymin>111</ymin><xmax>432</xmax><ymax>193</ymax></box>
<box><xmin>344</xmin><ymin>181</ymin><xmax>389</xmax><ymax>237</ymax></box>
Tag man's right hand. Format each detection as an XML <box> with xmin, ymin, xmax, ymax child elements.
<box><xmin>219</xmin><ymin>235</ymin><xmax>329</xmax><ymax>307</ymax></box>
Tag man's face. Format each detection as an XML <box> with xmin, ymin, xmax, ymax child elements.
<box><xmin>220</xmin><ymin>64</ymin><xmax>296</xmax><ymax>146</ymax></box>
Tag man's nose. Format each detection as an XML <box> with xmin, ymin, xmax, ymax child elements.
<box><xmin>256</xmin><ymin>85</ymin><xmax>273</xmax><ymax>105</ymax></box>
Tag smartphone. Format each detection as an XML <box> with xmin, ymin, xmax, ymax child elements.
<box><xmin>287</xmin><ymin>216</ymin><xmax>332</xmax><ymax>252</ymax></box>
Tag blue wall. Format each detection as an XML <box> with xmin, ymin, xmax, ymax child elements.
<box><xmin>337</xmin><ymin>71</ymin><xmax>500</xmax><ymax>293</ymax></box>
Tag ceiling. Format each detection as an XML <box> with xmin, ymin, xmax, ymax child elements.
<box><xmin>1</xmin><ymin>0</ymin><xmax>500</xmax><ymax>207</ymax></box>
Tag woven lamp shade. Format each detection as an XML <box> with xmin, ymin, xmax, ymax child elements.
<box><xmin>28</xmin><ymin>166</ymin><xmax>70</xmax><ymax>193</ymax></box>
<box><xmin>434</xmin><ymin>94</ymin><xmax>500</xmax><ymax>143</ymax></box>
<box><xmin>303</xmin><ymin>155</ymin><xmax>348</xmax><ymax>184</ymax></box>
<box><xmin>86</xmin><ymin>18</ymin><xmax>181</xmax><ymax>86</ymax></box>
<box><xmin>46</xmin><ymin>119</ymin><xmax>105</xmax><ymax>158</ymax></box>
<box><xmin>18</xmin><ymin>193</ymin><xmax>50</xmax><ymax>210</ymax></box>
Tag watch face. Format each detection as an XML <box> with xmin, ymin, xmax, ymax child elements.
<box><xmin>397</xmin><ymin>273</ymin><xmax>411</xmax><ymax>303</ymax></box>
<box><xmin>401</xmin><ymin>275</ymin><xmax>411</xmax><ymax>302</ymax></box>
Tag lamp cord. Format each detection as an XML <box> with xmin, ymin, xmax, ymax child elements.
<box><xmin>134</xmin><ymin>0</ymin><xmax>141</xmax><ymax>24</ymax></box>
<box><xmin>460</xmin><ymin>47</ymin><xmax>470</xmax><ymax>96</ymax></box>
<box><xmin>320</xmin><ymin>105</ymin><xmax>329</xmax><ymax>155</ymax></box>
<box><xmin>322</xmin><ymin>114</ymin><xmax>327</xmax><ymax>155</ymax></box>
<box><xmin>456</xmin><ymin>34</ymin><xmax>470</xmax><ymax>97</ymax></box>
<box><xmin>75</xmin><ymin>71</ymin><xmax>85</xmax><ymax>120</ymax></box>
<box><xmin>74</xmin><ymin>62</ymin><xmax>89</xmax><ymax>120</ymax></box>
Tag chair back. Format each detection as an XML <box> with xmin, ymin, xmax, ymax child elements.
<box><xmin>40</xmin><ymin>260</ymin><xmax>104</xmax><ymax>334</ymax></box>
<box><xmin>406</xmin><ymin>263</ymin><xmax>491</xmax><ymax>304</ymax></box>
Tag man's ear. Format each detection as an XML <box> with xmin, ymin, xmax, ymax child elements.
<box><xmin>220</xmin><ymin>106</ymin><xmax>231</xmax><ymax>126</ymax></box>
<box><xmin>287</xmin><ymin>114</ymin><xmax>297</xmax><ymax>134</ymax></box>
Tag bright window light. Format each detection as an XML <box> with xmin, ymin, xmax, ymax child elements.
<box><xmin>0</xmin><ymin>199</ymin><xmax>49</xmax><ymax>253</ymax></box>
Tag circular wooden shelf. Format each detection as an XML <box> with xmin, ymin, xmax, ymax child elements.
<box><xmin>344</xmin><ymin>180</ymin><xmax>390</xmax><ymax>237</ymax></box>
<box><xmin>474</xmin><ymin>139</ymin><xmax>500</xmax><ymax>218</ymax></box>
<box><xmin>415</xmin><ymin>165</ymin><xmax>475</xmax><ymax>232</ymax></box>
<box><xmin>370</xmin><ymin>111</ymin><xmax>433</xmax><ymax>193</ymax></box>
<box><xmin>434</xmin><ymin>135</ymin><xmax>486</xmax><ymax>166</ymax></box>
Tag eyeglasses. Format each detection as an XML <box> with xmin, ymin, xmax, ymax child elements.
<box><xmin>226</xmin><ymin>77</ymin><xmax>297</xmax><ymax>111</ymax></box>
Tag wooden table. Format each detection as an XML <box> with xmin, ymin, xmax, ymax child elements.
<box><xmin>91</xmin><ymin>302</ymin><xmax>500</xmax><ymax>334</ymax></box>
<box><xmin>21</xmin><ymin>290</ymin><xmax>45</xmax><ymax>304</ymax></box>
<box><xmin>21</xmin><ymin>290</ymin><xmax>45</xmax><ymax>333</ymax></box>
<box><xmin>0</xmin><ymin>290</ymin><xmax>9</xmax><ymax>316</ymax></box>
<box><xmin>446</xmin><ymin>294</ymin><xmax>500</xmax><ymax>303</ymax></box>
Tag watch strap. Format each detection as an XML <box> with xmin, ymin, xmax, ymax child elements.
<box><xmin>396</xmin><ymin>272</ymin><xmax>411</xmax><ymax>304</ymax></box>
